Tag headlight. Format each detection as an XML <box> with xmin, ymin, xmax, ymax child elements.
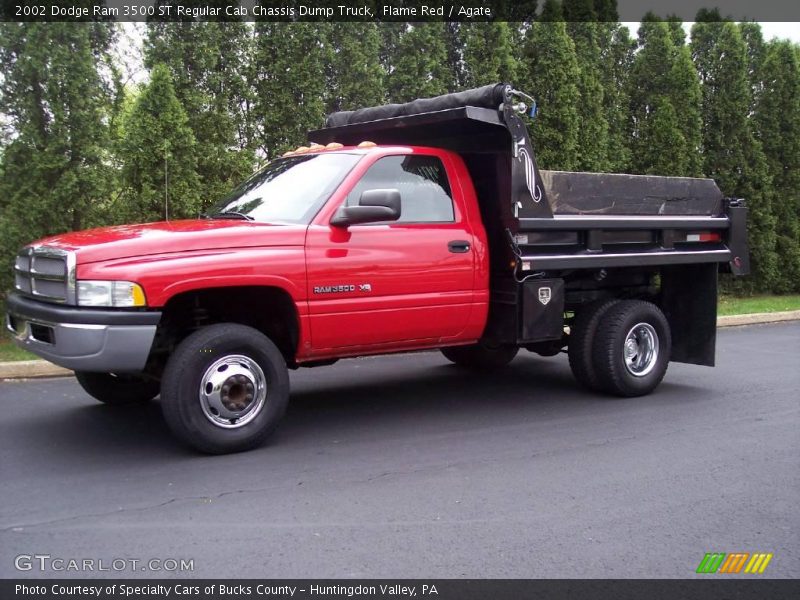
<box><xmin>77</xmin><ymin>281</ymin><xmax>146</xmax><ymax>307</ymax></box>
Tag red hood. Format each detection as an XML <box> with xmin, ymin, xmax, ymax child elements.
<box><xmin>35</xmin><ymin>220</ymin><xmax>307</xmax><ymax>264</ymax></box>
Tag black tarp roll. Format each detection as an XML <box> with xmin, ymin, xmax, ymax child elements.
<box><xmin>325</xmin><ymin>83</ymin><xmax>509</xmax><ymax>128</ymax></box>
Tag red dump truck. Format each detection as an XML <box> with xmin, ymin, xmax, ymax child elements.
<box><xmin>6</xmin><ymin>84</ymin><xmax>749</xmax><ymax>453</ymax></box>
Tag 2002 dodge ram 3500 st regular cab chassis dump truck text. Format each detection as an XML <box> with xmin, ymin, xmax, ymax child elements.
<box><xmin>6</xmin><ymin>84</ymin><xmax>750</xmax><ymax>454</ymax></box>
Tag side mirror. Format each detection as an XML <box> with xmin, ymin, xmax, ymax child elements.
<box><xmin>331</xmin><ymin>189</ymin><xmax>401</xmax><ymax>227</ymax></box>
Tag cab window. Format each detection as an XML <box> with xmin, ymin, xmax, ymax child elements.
<box><xmin>346</xmin><ymin>155</ymin><xmax>455</xmax><ymax>223</ymax></box>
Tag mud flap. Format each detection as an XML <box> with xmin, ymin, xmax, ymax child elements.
<box><xmin>660</xmin><ymin>264</ymin><xmax>718</xmax><ymax>366</ymax></box>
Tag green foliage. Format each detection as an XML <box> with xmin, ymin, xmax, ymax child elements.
<box><xmin>116</xmin><ymin>64</ymin><xmax>200</xmax><ymax>223</ymax></box>
<box><xmin>637</xmin><ymin>97</ymin><xmax>689</xmax><ymax>174</ymax></box>
<box><xmin>377</xmin><ymin>22</ymin><xmax>405</xmax><ymax>79</ymax></box>
<box><xmin>0</xmin><ymin>336</ymin><xmax>35</xmax><ymax>362</ymax></box>
<box><xmin>504</xmin><ymin>0</ymin><xmax>539</xmax><ymax>22</ymax></box>
<box><xmin>387</xmin><ymin>23</ymin><xmax>452</xmax><ymax>102</ymax></box>
<box><xmin>518</xmin><ymin>3</ymin><xmax>580</xmax><ymax>170</ymax></box>
<box><xmin>443</xmin><ymin>22</ymin><xmax>467</xmax><ymax>90</ymax></box>
<box><xmin>592</xmin><ymin>0</ymin><xmax>618</xmax><ymax>21</ymax></box>
<box><xmin>0</xmin><ymin>22</ymin><xmax>119</xmax><ymax>296</ymax></box>
<box><xmin>670</xmin><ymin>43</ymin><xmax>704</xmax><ymax>176</ymax></box>
<box><xmin>666</xmin><ymin>17</ymin><xmax>686</xmax><ymax>48</ymax></box>
<box><xmin>692</xmin><ymin>21</ymin><xmax>778</xmax><ymax>292</ymax></box>
<box><xmin>145</xmin><ymin>22</ymin><xmax>255</xmax><ymax>201</ymax></box>
<box><xmin>718</xmin><ymin>294</ymin><xmax>800</xmax><ymax>315</ymax></box>
<box><xmin>739</xmin><ymin>22</ymin><xmax>767</xmax><ymax>112</ymax></box>
<box><xmin>562</xmin><ymin>0</ymin><xmax>595</xmax><ymax>21</ymax></box>
<box><xmin>538</xmin><ymin>0</ymin><xmax>562</xmax><ymax>22</ymax></box>
<box><xmin>755</xmin><ymin>41</ymin><xmax>800</xmax><ymax>292</ymax></box>
<box><xmin>629</xmin><ymin>18</ymin><xmax>702</xmax><ymax>177</ymax></box>
<box><xmin>325</xmin><ymin>22</ymin><xmax>385</xmax><ymax>113</ymax></box>
<box><xmin>596</xmin><ymin>23</ymin><xmax>635</xmax><ymax>171</ymax></box>
<box><xmin>251</xmin><ymin>23</ymin><xmax>327</xmax><ymax>158</ymax></box>
<box><xmin>563</xmin><ymin>0</ymin><xmax>610</xmax><ymax>171</ymax></box>
<box><xmin>462</xmin><ymin>22</ymin><xmax>517</xmax><ymax>88</ymax></box>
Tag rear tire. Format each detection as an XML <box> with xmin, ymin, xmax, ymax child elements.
<box><xmin>75</xmin><ymin>371</ymin><xmax>160</xmax><ymax>406</ymax></box>
<box><xmin>592</xmin><ymin>300</ymin><xmax>671</xmax><ymax>397</ymax></box>
<box><xmin>441</xmin><ymin>342</ymin><xmax>518</xmax><ymax>370</ymax></box>
<box><xmin>568</xmin><ymin>299</ymin><xmax>618</xmax><ymax>391</ymax></box>
<box><xmin>160</xmin><ymin>323</ymin><xmax>290</xmax><ymax>454</ymax></box>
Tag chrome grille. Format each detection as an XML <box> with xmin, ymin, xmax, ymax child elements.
<box><xmin>13</xmin><ymin>246</ymin><xmax>76</xmax><ymax>304</ymax></box>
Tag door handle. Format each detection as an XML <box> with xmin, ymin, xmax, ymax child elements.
<box><xmin>448</xmin><ymin>240</ymin><xmax>471</xmax><ymax>253</ymax></box>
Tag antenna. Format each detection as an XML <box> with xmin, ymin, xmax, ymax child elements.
<box><xmin>164</xmin><ymin>141</ymin><xmax>170</xmax><ymax>222</ymax></box>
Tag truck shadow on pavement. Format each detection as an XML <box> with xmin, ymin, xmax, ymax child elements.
<box><xmin>5</xmin><ymin>353</ymin><xmax>708</xmax><ymax>460</ymax></box>
<box><xmin>280</xmin><ymin>354</ymin><xmax>709</xmax><ymax>440</ymax></box>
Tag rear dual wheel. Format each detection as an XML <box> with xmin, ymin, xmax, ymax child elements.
<box><xmin>569</xmin><ymin>299</ymin><xmax>671</xmax><ymax>397</ymax></box>
<box><xmin>568</xmin><ymin>299</ymin><xmax>618</xmax><ymax>391</ymax></box>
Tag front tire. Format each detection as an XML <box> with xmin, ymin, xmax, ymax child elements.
<box><xmin>75</xmin><ymin>371</ymin><xmax>160</xmax><ymax>406</ymax></box>
<box><xmin>592</xmin><ymin>300</ymin><xmax>671</xmax><ymax>397</ymax></box>
<box><xmin>160</xmin><ymin>323</ymin><xmax>290</xmax><ymax>454</ymax></box>
<box><xmin>441</xmin><ymin>342</ymin><xmax>518</xmax><ymax>370</ymax></box>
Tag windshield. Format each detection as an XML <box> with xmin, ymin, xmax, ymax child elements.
<box><xmin>207</xmin><ymin>153</ymin><xmax>362</xmax><ymax>224</ymax></box>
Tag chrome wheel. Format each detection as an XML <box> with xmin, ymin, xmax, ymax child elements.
<box><xmin>623</xmin><ymin>323</ymin><xmax>659</xmax><ymax>377</ymax></box>
<box><xmin>199</xmin><ymin>355</ymin><xmax>267</xmax><ymax>429</ymax></box>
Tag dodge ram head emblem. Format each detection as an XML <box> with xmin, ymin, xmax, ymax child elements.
<box><xmin>538</xmin><ymin>287</ymin><xmax>551</xmax><ymax>305</ymax></box>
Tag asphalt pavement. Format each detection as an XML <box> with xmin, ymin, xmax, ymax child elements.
<box><xmin>0</xmin><ymin>322</ymin><xmax>798</xmax><ymax>579</ymax></box>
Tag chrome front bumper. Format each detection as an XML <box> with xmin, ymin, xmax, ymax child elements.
<box><xmin>6</xmin><ymin>293</ymin><xmax>160</xmax><ymax>373</ymax></box>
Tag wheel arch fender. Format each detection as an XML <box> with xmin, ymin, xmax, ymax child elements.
<box><xmin>155</xmin><ymin>284</ymin><xmax>307</xmax><ymax>365</ymax></box>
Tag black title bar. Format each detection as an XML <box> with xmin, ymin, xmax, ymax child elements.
<box><xmin>2</xmin><ymin>1</ymin><xmax>800</xmax><ymax>22</ymax></box>
<box><xmin>3</xmin><ymin>579</ymin><xmax>800</xmax><ymax>600</ymax></box>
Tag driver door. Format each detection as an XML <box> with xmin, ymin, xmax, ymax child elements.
<box><xmin>305</xmin><ymin>152</ymin><xmax>476</xmax><ymax>354</ymax></box>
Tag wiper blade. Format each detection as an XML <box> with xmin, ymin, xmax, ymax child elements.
<box><xmin>205</xmin><ymin>211</ymin><xmax>254</xmax><ymax>221</ymax></box>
